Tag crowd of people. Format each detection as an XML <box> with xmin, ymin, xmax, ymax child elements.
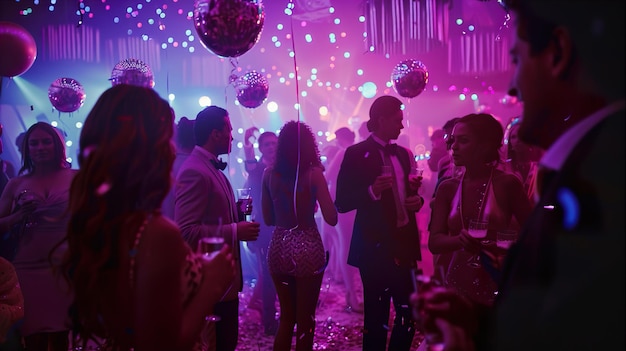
<box><xmin>0</xmin><ymin>0</ymin><xmax>623</xmax><ymax>350</ymax></box>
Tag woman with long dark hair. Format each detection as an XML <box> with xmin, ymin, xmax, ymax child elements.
<box><xmin>428</xmin><ymin>113</ymin><xmax>532</xmax><ymax>306</ymax></box>
<box><xmin>60</xmin><ymin>85</ymin><xmax>235</xmax><ymax>351</ymax></box>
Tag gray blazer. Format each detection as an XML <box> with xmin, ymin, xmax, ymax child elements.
<box><xmin>174</xmin><ymin>146</ymin><xmax>242</xmax><ymax>300</ymax></box>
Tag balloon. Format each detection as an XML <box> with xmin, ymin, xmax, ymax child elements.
<box><xmin>391</xmin><ymin>59</ymin><xmax>428</xmax><ymax>99</ymax></box>
<box><xmin>0</xmin><ymin>21</ymin><xmax>37</xmax><ymax>77</ymax></box>
<box><xmin>194</xmin><ymin>0</ymin><xmax>265</xmax><ymax>58</ymax></box>
<box><xmin>48</xmin><ymin>77</ymin><xmax>86</xmax><ymax>113</ymax></box>
<box><xmin>235</xmin><ymin>71</ymin><xmax>269</xmax><ymax>109</ymax></box>
<box><xmin>110</xmin><ymin>58</ymin><xmax>155</xmax><ymax>88</ymax></box>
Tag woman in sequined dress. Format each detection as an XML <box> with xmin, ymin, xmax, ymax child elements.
<box><xmin>58</xmin><ymin>85</ymin><xmax>235</xmax><ymax>351</ymax></box>
<box><xmin>262</xmin><ymin>121</ymin><xmax>338</xmax><ymax>351</ymax></box>
<box><xmin>428</xmin><ymin>113</ymin><xmax>533</xmax><ymax>306</ymax></box>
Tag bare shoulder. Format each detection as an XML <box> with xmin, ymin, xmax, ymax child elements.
<box><xmin>64</xmin><ymin>168</ymin><xmax>79</xmax><ymax>178</ymax></box>
<box><xmin>142</xmin><ymin>214</ymin><xmax>187</xmax><ymax>256</ymax></box>
<box><xmin>5</xmin><ymin>176</ymin><xmax>24</xmax><ymax>192</ymax></box>
<box><xmin>437</xmin><ymin>178</ymin><xmax>459</xmax><ymax>198</ymax></box>
<box><xmin>493</xmin><ymin>169</ymin><xmax>523</xmax><ymax>186</ymax></box>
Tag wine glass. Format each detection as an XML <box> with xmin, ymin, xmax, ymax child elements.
<box><xmin>236</xmin><ymin>188</ymin><xmax>253</xmax><ymax>222</ymax></box>
<box><xmin>466</xmin><ymin>219</ymin><xmax>488</xmax><ymax>268</ymax></box>
<box><xmin>198</xmin><ymin>219</ymin><xmax>225</xmax><ymax>322</ymax></box>
<box><xmin>17</xmin><ymin>189</ymin><xmax>38</xmax><ymax>228</ymax></box>
<box><xmin>410</xmin><ymin>166</ymin><xmax>425</xmax><ymax>194</ymax></box>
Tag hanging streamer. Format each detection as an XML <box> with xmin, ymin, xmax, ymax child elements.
<box><xmin>287</xmin><ymin>0</ymin><xmax>302</xmax><ymax>225</ymax></box>
<box><xmin>225</xmin><ymin>57</ymin><xmax>240</xmax><ymax>107</ymax></box>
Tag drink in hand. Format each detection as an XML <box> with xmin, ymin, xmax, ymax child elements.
<box><xmin>236</xmin><ymin>188</ymin><xmax>253</xmax><ymax>221</ymax></box>
<box><xmin>199</xmin><ymin>236</ymin><xmax>224</xmax><ymax>260</ymax></box>
<box><xmin>496</xmin><ymin>230</ymin><xmax>518</xmax><ymax>250</ymax></box>
<box><xmin>238</xmin><ymin>198</ymin><xmax>253</xmax><ymax>221</ymax></box>
<box><xmin>467</xmin><ymin>219</ymin><xmax>488</xmax><ymax>239</ymax></box>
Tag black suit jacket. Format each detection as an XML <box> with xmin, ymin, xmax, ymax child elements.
<box><xmin>488</xmin><ymin>111</ymin><xmax>625</xmax><ymax>350</ymax></box>
<box><xmin>335</xmin><ymin>136</ymin><xmax>422</xmax><ymax>268</ymax></box>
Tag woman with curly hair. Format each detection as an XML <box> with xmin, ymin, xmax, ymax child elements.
<box><xmin>0</xmin><ymin>121</ymin><xmax>74</xmax><ymax>351</ymax></box>
<box><xmin>262</xmin><ymin>121</ymin><xmax>337</xmax><ymax>351</ymax></box>
<box><xmin>60</xmin><ymin>84</ymin><xmax>235</xmax><ymax>351</ymax></box>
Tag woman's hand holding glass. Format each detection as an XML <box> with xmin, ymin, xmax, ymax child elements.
<box><xmin>197</xmin><ymin>243</ymin><xmax>236</xmax><ymax>322</ymax></box>
<box><xmin>16</xmin><ymin>189</ymin><xmax>39</xmax><ymax>228</ymax></box>
<box><xmin>197</xmin><ymin>222</ymin><xmax>231</xmax><ymax>322</ymax></box>
<box><xmin>198</xmin><ymin>244</ymin><xmax>235</xmax><ymax>292</ymax></box>
<box><xmin>464</xmin><ymin>220</ymin><xmax>489</xmax><ymax>268</ymax></box>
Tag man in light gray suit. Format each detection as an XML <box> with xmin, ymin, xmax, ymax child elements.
<box><xmin>175</xmin><ymin>105</ymin><xmax>260</xmax><ymax>351</ymax></box>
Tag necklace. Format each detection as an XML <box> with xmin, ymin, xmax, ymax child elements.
<box><xmin>129</xmin><ymin>212</ymin><xmax>153</xmax><ymax>289</ymax></box>
<box><xmin>459</xmin><ymin>167</ymin><xmax>494</xmax><ymax>230</ymax></box>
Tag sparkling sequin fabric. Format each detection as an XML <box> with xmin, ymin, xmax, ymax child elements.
<box><xmin>268</xmin><ymin>226</ymin><xmax>326</xmax><ymax>277</ymax></box>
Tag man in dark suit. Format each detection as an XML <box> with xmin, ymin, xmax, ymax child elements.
<box><xmin>174</xmin><ymin>106</ymin><xmax>260</xmax><ymax>351</ymax></box>
<box><xmin>413</xmin><ymin>1</ymin><xmax>625</xmax><ymax>350</ymax></box>
<box><xmin>335</xmin><ymin>95</ymin><xmax>425</xmax><ymax>351</ymax></box>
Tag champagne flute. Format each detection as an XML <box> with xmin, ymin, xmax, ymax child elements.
<box><xmin>17</xmin><ymin>189</ymin><xmax>38</xmax><ymax>228</ymax></box>
<box><xmin>236</xmin><ymin>188</ymin><xmax>253</xmax><ymax>222</ymax></box>
<box><xmin>466</xmin><ymin>219</ymin><xmax>488</xmax><ymax>268</ymax></box>
<box><xmin>198</xmin><ymin>218</ymin><xmax>225</xmax><ymax>322</ymax></box>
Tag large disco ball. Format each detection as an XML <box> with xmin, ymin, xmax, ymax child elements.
<box><xmin>110</xmin><ymin>58</ymin><xmax>155</xmax><ymax>88</ymax></box>
<box><xmin>48</xmin><ymin>77</ymin><xmax>86</xmax><ymax>113</ymax></box>
<box><xmin>194</xmin><ymin>0</ymin><xmax>265</xmax><ymax>58</ymax></box>
<box><xmin>235</xmin><ymin>71</ymin><xmax>269</xmax><ymax>109</ymax></box>
<box><xmin>391</xmin><ymin>59</ymin><xmax>428</xmax><ymax>99</ymax></box>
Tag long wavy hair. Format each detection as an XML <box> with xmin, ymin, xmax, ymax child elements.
<box><xmin>274</xmin><ymin>121</ymin><xmax>322</xmax><ymax>178</ymax></box>
<box><xmin>18</xmin><ymin>122</ymin><xmax>70</xmax><ymax>175</ymax></box>
<box><xmin>61</xmin><ymin>84</ymin><xmax>175</xmax><ymax>345</ymax></box>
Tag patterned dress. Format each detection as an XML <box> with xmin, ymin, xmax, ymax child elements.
<box><xmin>268</xmin><ymin>226</ymin><xmax>326</xmax><ymax>277</ymax></box>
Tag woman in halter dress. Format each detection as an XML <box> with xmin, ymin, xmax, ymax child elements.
<box><xmin>429</xmin><ymin>113</ymin><xmax>533</xmax><ymax>306</ymax></box>
<box><xmin>58</xmin><ymin>85</ymin><xmax>235</xmax><ymax>351</ymax></box>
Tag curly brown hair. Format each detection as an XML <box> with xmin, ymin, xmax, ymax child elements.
<box><xmin>274</xmin><ymin>120</ymin><xmax>322</xmax><ymax>177</ymax></box>
<box><xmin>61</xmin><ymin>84</ymin><xmax>175</xmax><ymax>345</ymax></box>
